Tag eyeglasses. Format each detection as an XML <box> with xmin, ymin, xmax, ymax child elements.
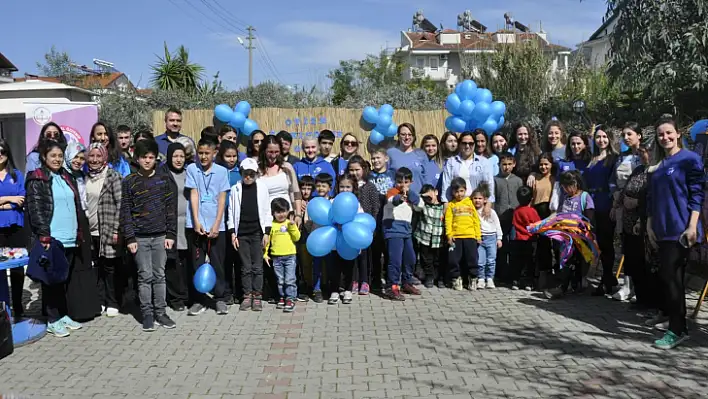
<box><xmin>399</xmin><ymin>133</ymin><xmax>413</xmax><ymax>138</ymax></box>
<box><xmin>460</xmin><ymin>141</ymin><xmax>474</xmax><ymax>147</ymax></box>
<box><xmin>343</xmin><ymin>141</ymin><xmax>358</xmax><ymax>146</ymax></box>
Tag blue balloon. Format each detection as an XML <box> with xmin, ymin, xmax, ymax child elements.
<box><xmin>362</xmin><ymin>106</ymin><xmax>379</xmax><ymax>125</ymax></box>
<box><xmin>446</xmin><ymin>116</ymin><xmax>467</xmax><ymax>133</ymax></box>
<box><xmin>482</xmin><ymin>118</ymin><xmax>498</xmax><ymax>135</ymax></box>
<box><xmin>620</xmin><ymin>141</ymin><xmax>629</xmax><ymax>152</ymax></box>
<box><xmin>241</xmin><ymin>119</ymin><xmax>259</xmax><ymax>136</ymax></box>
<box><xmin>336</xmin><ymin>231</ymin><xmax>359</xmax><ymax>260</ymax></box>
<box><xmin>376</xmin><ymin>114</ymin><xmax>392</xmax><ymax>131</ymax></box>
<box><xmin>489</xmin><ymin>101</ymin><xmax>506</xmax><ymax>118</ymax></box>
<box><xmin>343</xmin><ymin>221</ymin><xmax>373</xmax><ymax>250</ymax></box>
<box><xmin>193</xmin><ymin>263</ymin><xmax>216</xmax><ymax>294</ymax></box>
<box><xmin>474</xmin><ymin>88</ymin><xmax>493</xmax><ymax>104</ymax></box>
<box><xmin>445</xmin><ymin>93</ymin><xmax>462</xmax><ymax>115</ymax></box>
<box><xmin>370</xmin><ymin>130</ymin><xmax>385</xmax><ymax>145</ymax></box>
<box><xmin>690</xmin><ymin>119</ymin><xmax>708</xmax><ymax>141</ymax></box>
<box><xmin>306</xmin><ymin>226</ymin><xmax>337</xmax><ymax>257</ymax></box>
<box><xmin>234</xmin><ymin>101</ymin><xmax>251</xmax><ymax>116</ymax></box>
<box><xmin>466</xmin><ymin>120</ymin><xmax>477</xmax><ymax>131</ymax></box>
<box><xmin>472</xmin><ymin>102</ymin><xmax>491</xmax><ymax>122</ymax></box>
<box><xmin>385</xmin><ymin>123</ymin><xmax>398</xmax><ymax>137</ymax></box>
<box><xmin>498</xmin><ymin>115</ymin><xmax>505</xmax><ymax>128</ymax></box>
<box><xmin>229</xmin><ymin>112</ymin><xmax>246</xmax><ymax>129</ymax></box>
<box><xmin>379</xmin><ymin>104</ymin><xmax>394</xmax><ymax>117</ymax></box>
<box><xmin>214</xmin><ymin>104</ymin><xmax>233</xmax><ymax>123</ymax></box>
<box><xmin>307</xmin><ymin>196</ymin><xmax>332</xmax><ymax>226</ymax></box>
<box><xmin>331</xmin><ymin>192</ymin><xmax>359</xmax><ymax>225</ymax></box>
<box><xmin>458</xmin><ymin>80</ymin><xmax>477</xmax><ymax>100</ymax></box>
<box><xmin>458</xmin><ymin>100</ymin><xmax>475</xmax><ymax>118</ymax></box>
<box><xmin>353</xmin><ymin>213</ymin><xmax>376</xmax><ymax>232</ymax></box>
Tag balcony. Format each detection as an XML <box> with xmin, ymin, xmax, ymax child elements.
<box><xmin>408</xmin><ymin>67</ymin><xmax>451</xmax><ymax>81</ymax></box>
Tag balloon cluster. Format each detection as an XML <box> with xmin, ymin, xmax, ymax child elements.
<box><xmin>306</xmin><ymin>193</ymin><xmax>376</xmax><ymax>260</ymax></box>
<box><xmin>214</xmin><ymin>101</ymin><xmax>260</xmax><ymax>136</ymax></box>
<box><xmin>361</xmin><ymin>104</ymin><xmax>398</xmax><ymax>145</ymax></box>
<box><xmin>444</xmin><ymin>79</ymin><xmax>506</xmax><ymax>135</ymax></box>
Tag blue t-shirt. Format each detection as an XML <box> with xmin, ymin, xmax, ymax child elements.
<box><xmin>426</xmin><ymin>160</ymin><xmax>442</xmax><ymax>188</ymax></box>
<box><xmin>185</xmin><ymin>163</ymin><xmax>231</xmax><ymax>231</ymax></box>
<box><xmin>368</xmin><ymin>169</ymin><xmax>396</xmax><ymax>195</ymax></box>
<box><xmin>50</xmin><ymin>173</ymin><xmax>78</xmax><ymax>247</ymax></box>
<box><xmin>26</xmin><ymin>152</ymin><xmax>41</xmax><ymax>174</ymax></box>
<box><xmin>387</xmin><ymin>148</ymin><xmax>428</xmax><ymax>195</ymax></box>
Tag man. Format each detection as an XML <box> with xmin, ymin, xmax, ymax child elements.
<box><xmin>154</xmin><ymin>107</ymin><xmax>196</xmax><ymax>161</ymax></box>
<box><xmin>276</xmin><ymin>131</ymin><xmax>299</xmax><ymax>165</ymax></box>
<box><xmin>317</xmin><ymin>130</ymin><xmax>336</xmax><ymax>163</ymax></box>
<box><xmin>116</xmin><ymin>125</ymin><xmax>132</xmax><ymax>158</ymax></box>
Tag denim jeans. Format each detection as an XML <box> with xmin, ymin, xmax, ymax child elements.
<box><xmin>273</xmin><ymin>255</ymin><xmax>297</xmax><ymax>299</ymax></box>
<box><xmin>477</xmin><ymin>234</ymin><xmax>498</xmax><ymax>279</ymax></box>
<box><xmin>313</xmin><ymin>253</ymin><xmax>333</xmax><ymax>292</ymax></box>
<box><xmin>135</xmin><ymin>236</ymin><xmax>167</xmax><ymax>317</ymax></box>
<box><xmin>386</xmin><ymin>237</ymin><xmax>416</xmax><ymax>286</ymax></box>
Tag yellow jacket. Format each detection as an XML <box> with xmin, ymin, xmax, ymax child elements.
<box><xmin>445</xmin><ymin>197</ymin><xmax>481</xmax><ymax>240</ymax></box>
<box><xmin>265</xmin><ymin>221</ymin><xmax>301</xmax><ymax>257</ymax></box>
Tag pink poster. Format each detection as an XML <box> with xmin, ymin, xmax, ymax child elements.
<box><xmin>24</xmin><ymin>101</ymin><xmax>98</xmax><ymax>154</ymax></box>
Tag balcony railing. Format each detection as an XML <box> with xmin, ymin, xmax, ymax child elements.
<box><xmin>409</xmin><ymin>67</ymin><xmax>451</xmax><ymax>81</ymax></box>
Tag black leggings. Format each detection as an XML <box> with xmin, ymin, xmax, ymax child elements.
<box><xmin>658</xmin><ymin>241</ymin><xmax>688</xmax><ymax>335</ymax></box>
<box><xmin>595</xmin><ymin>211</ymin><xmax>617</xmax><ymax>288</ymax></box>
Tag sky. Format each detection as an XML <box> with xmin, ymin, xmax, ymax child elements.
<box><xmin>3</xmin><ymin>0</ymin><xmax>607</xmax><ymax>91</ymax></box>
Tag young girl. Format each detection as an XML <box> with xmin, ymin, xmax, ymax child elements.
<box><xmin>347</xmin><ymin>156</ymin><xmax>378</xmax><ymax>295</ymax></box>
<box><xmin>218</xmin><ymin>140</ymin><xmax>241</xmax><ymax>304</ymax></box>
<box><xmin>532</xmin><ymin>153</ymin><xmax>556</xmax><ymax>287</ymax></box>
<box><xmin>472</xmin><ymin>183</ymin><xmax>503</xmax><ymax>289</ymax></box>
<box><xmin>420</xmin><ymin>135</ymin><xmax>442</xmax><ymax>189</ymax></box>
<box><xmin>264</xmin><ymin>198</ymin><xmax>301</xmax><ymax>312</ymax></box>
<box><xmin>445</xmin><ymin>177</ymin><xmax>481</xmax><ymax>291</ymax></box>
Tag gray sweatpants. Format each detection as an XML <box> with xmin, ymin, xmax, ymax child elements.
<box><xmin>135</xmin><ymin>236</ymin><xmax>167</xmax><ymax>317</ymax></box>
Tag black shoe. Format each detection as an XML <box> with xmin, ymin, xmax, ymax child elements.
<box><xmin>155</xmin><ymin>314</ymin><xmax>176</xmax><ymax>329</ymax></box>
<box><xmin>424</xmin><ymin>277</ymin><xmax>434</xmax><ymax>289</ymax></box>
<box><xmin>312</xmin><ymin>291</ymin><xmax>324</xmax><ymax>303</ymax></box>
<box><xmin>437</xmin><ymin>280</ymin><xmax>446</xmax><ymax>289</ymax></box>
<box><xmin>142</xmin><ymin>315</ymin><xmax>155</xmax><ymax>332</ymax></box>
<box><xmin>225</xmin><ymin>296</ymin><xmax>235</xmax><ymax>306</ymax></box>
<box><xmin>591</xmin><ymin>285</ymin><xmax>606</xmax><ymax>296</ymax></box>
<box><xmin>170</xmin><ymin>303</ymin><xmax>186</xmax><ymax>312</ymax></box>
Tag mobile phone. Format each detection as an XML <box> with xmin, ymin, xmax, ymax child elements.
<box><xmin>679</xmin><ymin>233</ymin><xmax>690</xmax><ymax>248</ymax></box>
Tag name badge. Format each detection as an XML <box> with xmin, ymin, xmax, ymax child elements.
<box><xmin>201</xmin><ymin>193</ymin><xmax>213</xmax><ymax>202</ymax></box>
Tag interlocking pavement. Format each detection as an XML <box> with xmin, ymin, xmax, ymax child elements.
<box><xmin>2</xmin><ymin>280</ymin><xmax>708</xmax><ymax>399</ymax></box>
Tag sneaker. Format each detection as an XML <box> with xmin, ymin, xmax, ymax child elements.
<box><xmin>59</xmin><ymin>316</ymin><xmax>82</xmax><ymax>330</ymax></box>
<box><xmin>477</xmin><ymin>278</ymin><xmax>486</xmax><ymax>290</ymax></box>
<box><xmin>411</xmin><ymin>276</ymin><xmax>422</xmax><ymax>285</ymax></box>
<box><xmin>101</xmin><ymin>305</ymin><xmax>106</xmax><ymax>315</ymax></box>
<box><xmin>155</xmin><ymin>314</ymin><xmax>176</xmax><ymax>329</ymax></box>
<box><xmin>469</xmin><ymin>278</ymin><xmax>478</xmax><ymax>291</ymax></box>
<box><xmin>342</xmin><ymin>291</ymin><xmax>353</xmax><ymax>304</ymax></box>
<box><xmin>188</xmin><ymin>303</ymin><xmax>206</xmax><ymax>316</ymax></box>
<box><xmin>654</xmin><ymin>331</ymin><xmax>689</xmax><ymax>350</ymax></box>
<box><xmin>424</xmin><ymin>277</ymin><xmax>434</xmax><ymax>289</ymax></box>
<box><xmin>352</xmin><ymin>282</ymin><xmax>359</xmax><ymax>294</ymax></box>
<box><xmin>252</xmin><ymin>296</ymin><xmax>263</xmax><ymax>311</ymax></box>
<box><xmin>437</xmin><ymin>280</ymin><xmax>446</xmax><ymax>289</ymax></box>
<box><xmin>106</xmin><ymin>307</ymin><xmax>119</xmax><ymax>318</ymax></box>
<box><xmin>486</xmin><ymin>278</ymin><xmax>496</xmax><ymax>289</ymax></box>
<box><xmin>544</xmin><ymin>287</ymin><xmax>564</xmax><ymax>299</ymax></box>
<box><xmin>284</xmin><ymin>299</ymin><xmax>295</xmax><ymax>312</ymax></box>
<box><xmin>312</xmin><ymin>291</ymin><xmax>324</xmax><ymax>303</ymax></box>
<box><xmin>402</xmin><ymin>283</ymin><xmax>421</xmax><ymax>295</ymax></box>
<box><xmin>215</xmin><ymin>301</ymin><xmax>229</xmax><ymax>315</ymax></box>
<box><xmin>240</xmin><ymin>295</ymin><xmax>252</xmax><ymax>311</ymax></box>
<box><xmin>385</xmin><ymin>285</ymin><xmax>405</xmax><ymax>301</ymax></box>
<box><xmin>47</xmin><ymin>321</ymin><xmax>70</xmax><ymax>337</ymax></box>
<box><xmin>171</xmin><ymin>304</ymin><xmax>186</xmax><ymax>312</ymax></box>
<box><xmin>328</xmin><ymin>292</ymin><xmax>340</xmax><ymax>305</ymax></box>
<box><xmin>654</xmin><ymin>320</ymin><xmax>669</xmax><ymax>331</ymax></box>
<box><xmin>276</xmin><ymin>298</ymin><xmax>286</xmax><ymax>309</ymax></box>
<box><xmin>612</xmin><ymin>286</ymin><xmax>634</xmax><ymax>301</ymax></box>
<box><xmin>645</xmin><ymin>314</ymin><xmax>669</xmax><ymax>327</ymax></box>
<box><xmin>142</xmin><ymin>315</ymin><xmax>155</xmax><ymax>332</ymax></box>
<box><xmin>296</xmin><ymin>294</ymin><xmax>310</xmax><ymax>302</ymax></box>
<box><xmin>452</xmin><ymin>277</ymin><xmax>463</xmax><ymax>291</ymax></box>
<box><xmin>524</xmin><ymin>285</ymin><xmax>533</xmax><ymax>291</ymax></box>
<box><xmin>511</xmin><ymin>281</ymin><xmax>520</xmax><ymax>290</ymax></box>
<box><xmin>225</xmin><ymin>296</ymin><xmax>235</xmax><ymax>306</ymax></box>
<box><xmin>359</xmin><ymin>283</ymin><xmax>370</xmax><ymax>295</ymax></box>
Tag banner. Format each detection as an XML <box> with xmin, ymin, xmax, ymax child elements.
<box><xmin>24</xmin><ymin>102</ymin><xmax>98</xmax><ymax>155</ymax></box>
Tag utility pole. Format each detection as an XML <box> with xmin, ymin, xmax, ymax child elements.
<box><xmin>246</xmin><ymin>26</ymin><xmax>255</xmax><ymax>88</ymax></box>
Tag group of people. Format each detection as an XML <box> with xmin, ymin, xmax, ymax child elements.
<box><xmin>0</xmin><ymin>107</ymin><xmax>702</xmax><ymax>351</ymax></box>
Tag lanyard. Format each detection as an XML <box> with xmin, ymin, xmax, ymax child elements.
<box><xmin>201</xmin><ymin>169</ymin><xmax>213</xmax><ymax>193</ymax></box>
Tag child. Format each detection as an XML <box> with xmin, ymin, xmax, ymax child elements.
<box><xmin>445</xmin><ymin>177</ymin><xmax>481</xmax><ymax>291</ymax></box>
<box><xmin>296</xmin><ymin>176</ymin><xmax>314</xmax><ymax>299</ymax></box>
<box><xmin>494</xmin><ymin>152</ymin><xmax>523</xmax><ymax>284</ymax></box>
<box><xmin>510</xmin><ymin>186</ymin><xmax>541</xmax><ymax>290</ymax></box>
<box><xmin>472</xmin><ymin>183</ymin><xmax>503</xmax><ymax>289</ymax></box>
<box><xmin>304</xmin><ymin>173</ymin><xmax>334</xmax><ymax>303</ymax></box>
<box><xmin>120</xmin><ymin>140</ymin><xmax>177</xmax><ymax>331</ymax></box>
<box><xmin>318</xmin><ymin>129</ymin><xmax>336</xmax><ymax>163</ymax></box>
<box><xmin>367</xmin><ymin>148</ymin><xmax>396</xmax><ymax>291</ymax></box>
<box><xmin>382</xmin><ymin>167</ymin><xmax>422</xmax><ymax>301</ymax></box>
<box><xmin>218</xmin><ymin>140</ymin><xmax>241</xmax><ymax>305</ymax></box>
<box><xmin>185</xmin><ymin>137</ymin><xmax>231</xmax><ymax>316</ymax></box>
<box><xmin>532</xmin><ymin>153</ymin><xmax>557</xmax><ymax>287</ymax></box>
<box><xmin>227</xmin><ymin>161</ymin><xmax>272</xmax><ymax>312</ymax></box>
<box><xmin>347</xmin><ymin>156</ymin><xmax>379</xmax><ymax>295</ymax></box>
<box><xmin>414</xmin><ymin>184</ymin><xmax>444</xmax><ymax>288</ymax></box>
<box><xmin>264</xmin><ymin>198</ymin><xmax>301</xmax><ymax>312</ymax></box>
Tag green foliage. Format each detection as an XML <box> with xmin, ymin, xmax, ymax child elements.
<box><xmin>35</xmin><ymin>45</ymin><xmax>80</xmax><ymax>85</ymax></box>
<box><xmin>150</xmin><ymin>42</ymin><xmax>206</xmax><ymax>92</ymax></box>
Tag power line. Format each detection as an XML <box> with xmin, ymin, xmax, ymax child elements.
<box><xmin>196</xmin><ymin>0</ymin><xmax>248</xmax><ymax>35</ymax></box>
<box><xmin>208</xmin><ymin>0</ymin><xmax>251</xmax><ymax>30</ymax></box>
<box><xmin>255</xmin><ymin>35</ymin><xmax>284</xmax><ymax>83</ymax></box>
<box><xmin>167</xmin><ymin>0</ymin><xmax>225</xmax><ymax>37</ymax></box>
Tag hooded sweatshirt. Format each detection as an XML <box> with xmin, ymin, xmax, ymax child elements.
<box><xmin>293</xmin><ymin>156</ymin><xmax>336</xmax><ymax>196</ymax></box>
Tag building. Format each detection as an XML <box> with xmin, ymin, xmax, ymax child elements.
<box><xmin>578</xmin><ymin>11</ymin><xmax>619</xmax><ymax>68</ymax></box>
<box><xmin>0</xmin><ymin>52</ymin><xmax>18</xmax><ymax>83</ymax></box>
<box><xmin>397</xmin><ymin>29</ymin><xmax>572</xmax><ymax>89</ymax></box>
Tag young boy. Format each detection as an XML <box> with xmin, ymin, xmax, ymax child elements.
<box><xmin>494</xmin><ymin>152</ymin><xmax>523</xmax><ymax>284</ymax></box>
<box><xmin>185</xmin><ymin>137</ymin><xmax>232</xmax><ymax>316</ymax></box>
<box><xmin>276</xmin><ymin>130</ymin><xmax>299</xmax><ymax>165</ymax></box>
<box><xmin>317</xmin><ymin>129</ymin><xmax>336</xmax><ymax>163</ymax></box>
<box><xmin>297</xmin><ymin>176</ymin><xmax>314</xmax><ymax>298</ymax></box>
<box><xmin>383</xmin><ymin>167</ymin><xmax>422</xmax><ymax>301</ymax></box>
<box><xmin>304</xmin><ymin>173</ymin><xmax>334</xmax><ymax>303</ymax></box>
<box><xmin>367</xmin><ymin>148</ymin><xmax>396</xmax><ymax>291</ymax></box>
<box><xmin>414</xmin><ymin>184</ymin><xmax>444</xmax><ymax>288</ymax></box>
<box><xmin>510</xmin><ymin>186</ymin><xmax>541</xmax><ymax>291</ymax></box>
<box><xmin>445</xmin><ymin>177</ymin><xmax>481</xmax><ymax>291</ymax></box>
<box><xmin>121</xmin><ymin>140</ymin><xmax>177</xmax><ymax>332</ymax></box>
<box><xmin>264</xmin><ymin>198</ymin><xmax>301</xmax><ymax>312</ymax></box>
<box><xmin>116</xmin><ymin>125</ymin><xmax>132</xmax><ymax>159</ymax></box>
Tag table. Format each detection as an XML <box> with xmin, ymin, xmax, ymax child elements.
<box><xmin>0</xmin><ymin>257</ymin><xmax>46</xmax><ymax>346</ymax></box>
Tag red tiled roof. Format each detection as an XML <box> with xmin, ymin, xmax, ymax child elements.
<box><xmin>14</xmin><ymin>72</ymin><xmax>132</xmax><ymax>89</ymax></box>
<box><xmin>404</xmin><ymin>31</ymin><xmax>571</xmax><ymax>52</ymax></box>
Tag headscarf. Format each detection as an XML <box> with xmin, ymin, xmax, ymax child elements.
<box><xmin>167</xmin><ymin>142</ymin><xmax>186</xmax><ymax>174</ymax></box>
<box><xmin>63</xmin><ymin>141</ymin><xmax>86</xmax><ymax>176</ymax></box>
<box><xmin>87</xmin><ymin>142</ymin><xmax>108</xmax><ymax>177</ymax></box>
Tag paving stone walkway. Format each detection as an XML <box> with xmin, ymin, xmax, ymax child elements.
<box><xmin>2</xmin><ymin>280</ymin><xmax>708</xmax><ymax>399</ymax></box>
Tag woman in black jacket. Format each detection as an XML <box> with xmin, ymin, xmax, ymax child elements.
<box><xmin>26</xmin><ymin>140</ymin><xmax>99</xmax><ymax>337</ymax></box>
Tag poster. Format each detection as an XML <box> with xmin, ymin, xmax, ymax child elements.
<box><xmin>24</xmin><ymin>101</ymin><xmax>98</xmax><ymax>155</ymax></box>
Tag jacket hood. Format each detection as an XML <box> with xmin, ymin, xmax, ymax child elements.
<box><xmin>300</xmin><ymin>156</ymin><xmax>326</xmax><ymax>166</ymax></box>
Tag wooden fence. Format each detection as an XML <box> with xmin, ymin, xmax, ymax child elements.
<box><xmin>152</xmin><ymin>108</ymin><xmax>449</xmax><ymax>156</ymax></box>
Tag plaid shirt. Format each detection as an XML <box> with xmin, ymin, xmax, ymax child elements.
<box><xmin>414</xmin><ymin>203</ymin><xmax>444</xmax><ymax>248</ymax></box>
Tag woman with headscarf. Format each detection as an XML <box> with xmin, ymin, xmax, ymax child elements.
<box><xmin>63</xmin><ymin>142</ymin><xmax>88</xmax><ymax>211</ymax></box>
<box><xmin>85</xmin><ymin>143</ymin><xmax>122</xmax><ymax>317</ymax></box>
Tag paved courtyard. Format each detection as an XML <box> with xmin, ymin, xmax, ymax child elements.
<box><xmin>2</xmin><ymin>280</ymin><xmax>708</xmax><ymax>399</ymax></box>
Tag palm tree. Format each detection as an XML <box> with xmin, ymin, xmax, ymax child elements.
<box><xmin>150</xmin><ymin>42</ymin><xmax>205</xmax><ymax>91</ymax></box>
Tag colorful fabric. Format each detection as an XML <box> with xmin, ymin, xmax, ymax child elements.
<box><xmin>527</xmin><ymin>213</ymin><xmax>600</xmax><ymax>269</ymax></box>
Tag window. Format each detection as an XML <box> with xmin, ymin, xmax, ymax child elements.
<box><xmin>416</xmin><ymin>57</ymin><xmax>425</xmax><ymax>68</ymax></box>
<box><xmin>429</xmin><ymin>57</ymin><xmax>439</xmax><ymax>70</ymax></box>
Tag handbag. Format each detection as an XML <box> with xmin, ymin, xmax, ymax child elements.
<box><xmin>0</xmin><ymin>303</ymin><xmax>13</xmax><ymax>360</ymax></box>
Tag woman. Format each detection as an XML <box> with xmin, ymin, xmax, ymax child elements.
<box><xmin>26</xmin><ymin>140</ymin><xmax>98</xmax><ymax>337</ymax></box>
<box><xmin>542</xmin><ymin>120</ymin><xmax>567</xmax><ymax>162</ymax></box>
<box><xmin>0</xmin><ymin>139</ymin><xmax>27</xmax><ymax>318</ymax></box>
<box><xmin>441</xmin><ymin>131</ymin><xmax>495</xmax><ymax>216</ymax></box>
<box><xmin>26</xmin><ymin>122</ymin><xmax>68</xmax><ymax>173</ymax></box>
<box><xmin>610</xmin><ymin>123</ymin><xmax>644</xmax><ymax>231</ymax></box>
<box><xmin>63</xmin><ymin>142</ymin><xmax>88</xmax><ymax>211</ymax></box>
<box><xmin>332</xmin><ymin>133</ymin><xmax>360</xmax><ymax>177</ymax></box>
<box><xmin>557</xmin><ymin>130</ymin><xmax>591</xmax><ymax>175</ymax></box>
<box><xmin>584</xmin><ymin>127</ymin><xmax>619</xmax><ymax>297</ymax></box>
<box><xmin>508</xmin><ymin>122</ymin><xmax>540</xmax><ymax>183</ymax></box>
<box><xmin>473</xmin><ymin>130</ymin><xmax>499</xmax><ymax>176</ymax></box>
<box><xmin>90</xmin><ymin>122</ymin><xmax>130</xmax><ymax>177</ymax></box>
<box><xmin>387</xmin><ymin>123</ymin><xmax>428</xmax><ymax>195</ymax></box>
<box><xmin>440</xmin><ymin>131</ymin><xmax>459</xmax><ymax>162</ymax></box>
<box><xmin>646</xmin><ymin>116</ymin><xmax>703</xmax><ymax>350</ymax></box>
<box><xmin>245</xmin><ymin>130</ymin><xmax>267</xmax><ymax>163</ymax></box>
<box><xmin>490</xmin><ymin>133</ymin><xmax>508</xmax><ymax>159</ymax></box>
<box><xmin>84</xmin><ymin>143</ymin><xmax>122</xmax><ymax>317</ymax></box>
<box><xmin>420</xmin><ymin>134</ymin><xmax>442</xmax><ymax>188</ymax></box>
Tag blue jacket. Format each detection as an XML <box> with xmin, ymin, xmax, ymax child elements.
<box><xmin>26</xmin><ymin>238</ymin><xmax>69</xmax><ymax>285</ymax></box>
<box><xmin>293</xmin><ymin>157</ymin><xmax>336</xmax><ymax>196</ymax></box>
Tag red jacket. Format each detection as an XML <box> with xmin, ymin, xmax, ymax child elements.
<box><xmin>512</xmin><ymin>205</ymin><xmax>541</xmax><ymax>241</ymax></box>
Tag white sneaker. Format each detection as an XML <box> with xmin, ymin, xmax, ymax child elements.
<box><xmin>477</xmin><ymin>278</ymin><xmax>486</xmax><ymax>290</ymax></box>
<box><xmin>469</xmin><ymin>278</ymin><xmax>478</xmax><ymax>291</ymax></box>
<box><xmin>327</xmin><ymin>292</ymin><xmax>340</xmax><ymax>304</ymax></box>
<box><xmin>106</xmin><ymin>307</ymin><xmax>119</xmax><ymax>317</ymax></box>
<box><xmin>342</xmin><ymin>291</ymin><xmax>353</xmax><ymax>304</ymax></box>
<box><xmin>101</xmin><ymin>305</ymin><xmax>106</xmax><ymax>315</ymax></box>
<box><xmin>486</xmin><ymin>278</ymin><xmax>495</xmax><ymax>289</ymax></box>
<box><xmin>452</xmin><ymin>277</ymin><xmax>463</xmax><ymax>291</ymax></box>
<box><xmin>612</xmin><ymin>285</ymin><xmax>634</xmax><ymax>301</ymax></box>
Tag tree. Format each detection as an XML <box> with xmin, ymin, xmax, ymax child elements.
<box><xmin>150</xmin><ymin>42</ymin><xmax>205</xmax><ymax>92</ymax></box>
<box><xmin>36</xmin><ymin>45</ymin><xmax>80</xmax><ymax>85</ymax></box>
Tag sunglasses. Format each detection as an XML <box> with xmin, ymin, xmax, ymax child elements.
<box><xmin>252</xmin><ymin>139</ymin><xmax>263</xmax><ymax>144</ymax></box>
<box><xmin>0</xmin><ymin>148</ymin><xmax>5</xmax><ymax>156</ymax></box>
<box><xmin>242</xmin><ymin>170</ymin><xmax>257</xmax><ymax>178</ymax></box>
<box><xmin>460</xmin><ymin>141</ymin><xmax>474</xmax><ymax>147</ymax></box>
<box><xmin>343</xmin><ymin>140</ymin><xmax>358</xmax><ymax>146</ymax></box>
